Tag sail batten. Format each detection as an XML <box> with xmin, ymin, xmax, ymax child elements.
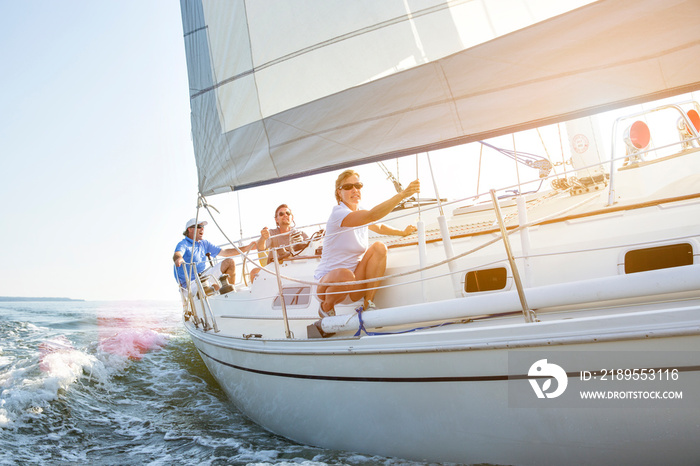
<box><xmin>181</xmin><ymin>0</ymin><xmax>700</xmax><ymax>195</ymax></box>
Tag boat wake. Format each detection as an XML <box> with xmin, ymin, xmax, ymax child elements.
<box><xmin>1</xmin><ymin>323</ymin><xmax>169</xmax><ymax>430</ymax></box>
<box><xmin>98</xmin><ymin>328</ymin><xmax>169</xmax><ymax>360</ymax></box>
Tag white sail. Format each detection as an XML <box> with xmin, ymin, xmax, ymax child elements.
<box><xmin>181</xmin><ymin>0</ymin><xmax>700</xmax><ymax>195</ymax></box>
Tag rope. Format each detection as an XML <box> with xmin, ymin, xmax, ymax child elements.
<box><xmin>200</xmin><ymin>196</ymin><xmax>261</xmax><ymax>277</ymax></box>
<box><xmin>354</xmin><ymin>306</ymin><xmax>367</xmax><ymax>336</ymax></box>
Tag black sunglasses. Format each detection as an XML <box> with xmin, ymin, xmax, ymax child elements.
<box><xmin>278</xmin><ymin>211</ymin><xmax>292</xmax><ymax>217</ymax></box>
<box><xmin>339</xmin><ymin>182</ymin><xmax>363</xmax><ymax>190</ymax></box>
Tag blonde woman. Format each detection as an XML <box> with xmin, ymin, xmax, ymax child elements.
<box><xmin>314</xmin><ymin>170</ymin><xmax>419</xmax><ymax>317</ymax></box>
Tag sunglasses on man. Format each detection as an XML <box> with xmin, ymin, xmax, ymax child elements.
<box><xmin>339</xmin><ymin>182</ymin><xmax>363</xmax><ymax>191</ymax></box>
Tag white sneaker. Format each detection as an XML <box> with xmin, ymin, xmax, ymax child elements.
<box><xmin>318</xmin><ymin>303</ymin><xmax>335</xmax><ymax>318</ymax></box>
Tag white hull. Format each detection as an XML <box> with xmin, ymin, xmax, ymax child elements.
<box><xmin>186</xmin><ymin>304</ymin><xmax>700</xmax><ymax>465</ymax></box>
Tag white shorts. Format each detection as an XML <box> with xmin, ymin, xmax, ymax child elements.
<box><xmin>180</xmin><ymin>261</ymin><xmax>224</xmax><ymax>293</ymax></box>
<box><xmin>200</xmin><ymin>261</ymin><xmax>224</xmax><ymax>280</ymax></box>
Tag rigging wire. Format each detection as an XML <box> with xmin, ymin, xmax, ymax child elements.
<box><xmin>377</xmin><ymin>160</ymin><xmax>403</xmax><ymax>193</ymax></box>
<box><xmin>536</xmin><ymin>127</ymin><xmax>561</xmax><ymax>179</ymax></box>
<box><xmin>536</xmin><ymin>127</ymin><xmax>552</xmax><ymax>160</ymax></box>
<box><xmin>476</xmin><ymin>143</ymin><xmax>483</xmax><ymax>198</ymax></box>
<box><xmin>426</xmin><ymin>151</ymin><xmax>443</xmax><ymax>216</ymax></box>
<box><xmin>557</xmin><ymin>123</ymin><xmax>567</xmax><ymax>169</ymax></box>
<box><xmin>416</xmin><ymin>153</ymin><xmax>421</xmax><ymax>219</ymax></box>
<box><xmin>236</xmin><ymin>191</ymin><xmax>243</xmax><ymax>239</ymax></box>
<box><xmin>478</xmin><ymin>140</ymin><xmax>552</xmax><ymax>180</ymax></box>
<box><xmin>513</xmin><ymin>133</ymin><xmax>522</xmax><ymax>194</ymax></box>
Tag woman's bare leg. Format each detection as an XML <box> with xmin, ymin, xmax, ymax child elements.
<box><xmin>317</xmin><ymin>268</ymin><xmax>356</xmax><ymax>314</ymax></box>
<box><xmin>351</xmin><ymin>241</ymin><xmax>388</xmax><ymax>308</ymax></box>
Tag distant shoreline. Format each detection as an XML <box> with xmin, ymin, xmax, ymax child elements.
<box><xmin>0</xmin><ymin>297</ymin><xmax>84</xmax><ymax>302</ymax></box>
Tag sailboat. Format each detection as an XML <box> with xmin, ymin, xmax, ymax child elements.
<box><xmin>177</xmin><ymin>1</ymin><xmax>700</xmax><ymax>464</ymax></box>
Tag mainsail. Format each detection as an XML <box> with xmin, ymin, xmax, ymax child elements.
<box><xmin>180</xmin><ymin>0</ymin><xmax>700</xmax><ymax>195</ymax></box>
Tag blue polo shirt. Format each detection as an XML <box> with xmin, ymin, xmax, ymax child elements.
<box><xmin>174</xmin><ymin>237</ymin><xmax>222</xmax><ymax>287</ymax></box>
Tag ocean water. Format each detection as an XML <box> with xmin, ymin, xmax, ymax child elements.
<box><xmin>0</xmin><ymin>300</ymin><xmax>430</xmax><ymax>466</ymax></box>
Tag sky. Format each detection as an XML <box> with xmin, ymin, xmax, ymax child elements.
<box><xmin>1</xmin><ymin>1</ymin><xmax>695</xmax><ymax>302</ymax></box>
<box><xmin>1</xmin><ymin>1</ymin><xmax>197</xmax><ymax>301</ymax></box>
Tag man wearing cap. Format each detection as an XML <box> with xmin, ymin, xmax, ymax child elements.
<box><xmin>173</xmin><ymin>218</ymin><xmax>269</xmax><ymax>292</ymax></box>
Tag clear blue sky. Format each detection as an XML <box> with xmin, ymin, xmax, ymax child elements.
<box><xmin>0</xmin><ymin>1</ymin><xmax>198</xmax><ymax>301</ymax></box>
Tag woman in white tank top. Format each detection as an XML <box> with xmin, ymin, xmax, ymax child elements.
<box><xmin>314</xmin><ymin>169</ymin><xmax>420</xmax><ymax>317</ymax></box>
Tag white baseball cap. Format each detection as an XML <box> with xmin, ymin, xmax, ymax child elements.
<box><xmin>185</xmin><ymin>218</ymin><xmax>208</xmax><ymax>229</ymax></box>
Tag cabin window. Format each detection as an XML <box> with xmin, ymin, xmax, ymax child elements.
<box><xmin>624</xmin><ymin>243</ymin><xmax>693</xmax><ymax>274</ymax></box>
<box><xmin>465</xmin><ymin>267</ymin><xmax>508</xmax><ymax>293</ymax></box>
<box><xmin>272</xmin><ymin>286</ymin><xmax>311</xmax><ymax>308</ymax></box>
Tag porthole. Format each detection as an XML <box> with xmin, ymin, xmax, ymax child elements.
<box><xmin>624</xmin><ymin>243</ymin><xmax>693</xmax><ymax>274</ymax></box>
<box><xmin>465</xmin><ymin>267</ymin><xmax>508</xmax><ymax>292</ymax></box>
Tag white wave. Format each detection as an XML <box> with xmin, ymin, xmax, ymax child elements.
<box><xmin>0</xmin><ymin>337</ymin><xmax>108</xmax><ymax>429</ymax></box>
<box><xmin>0</xmin><ymin>355</ymin><xmax>10</xmax><ymax>371</ymax></box>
